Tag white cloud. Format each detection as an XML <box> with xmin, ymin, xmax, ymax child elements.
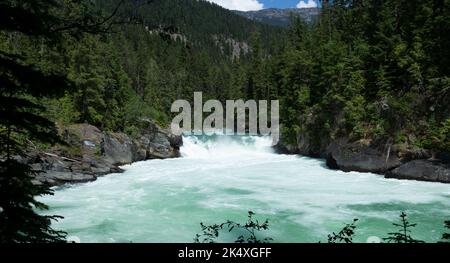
<box><xmin>206</xmin><ymin>0</ymin><xmax>264</xmax><ymax>11</ymax></box>
<box><xmin>296</xmin><ymin>0</ymin><xmax>318</xmax><ymax>8</ymax></box>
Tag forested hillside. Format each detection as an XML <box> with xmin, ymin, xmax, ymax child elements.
<box><xmin>261</xmin><ymin>0</ymin><xmax>450</xmax><ymax>159</ymax></box>
<box><xmin>2</xmin><ymin>0</ymin><xmax>449</xmax><ymax>173</ymax></box>
<box><xmin>2</xmin><ymin>0</ymin><xmax>284</xmax><ymax>137</ymax></box>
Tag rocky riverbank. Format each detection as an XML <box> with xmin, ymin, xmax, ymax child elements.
<box><xmin>25</xmin><ymin>120</ymin><xmax>182</xmax><ymax>186</ymax></box>
<box><xmin>276</xmin><ymin>135</ymin><xmax>450</xmax><ymax>184</ymax></box>
<box><xmin>23</xmin><ymin>123</ymin><xmax>450</xmax><ymax>185</ymax></box>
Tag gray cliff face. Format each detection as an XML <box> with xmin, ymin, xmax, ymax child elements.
<box><xmin>28</xmin><ymin>120</ymin><xmax>182</xmax><ymax>186</ymax></box>
<box><xmin>234</xmin><ymin>8</ymin><xmax>320</xmax><ymax>27</ymax></box>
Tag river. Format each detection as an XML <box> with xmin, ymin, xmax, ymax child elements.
<box><xmin>39</xmin><ymin>135</ymin><xmax>450</xmax><ymax>243</ymax></box>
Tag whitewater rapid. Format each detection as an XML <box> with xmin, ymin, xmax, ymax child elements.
<box><xmin>40</xmin><ymin>135</ymin><xmax>450</xmax><ymax>243</ymax></box>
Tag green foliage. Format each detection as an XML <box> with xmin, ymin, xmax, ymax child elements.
<box><xmin>32</xmin><ymin>0</ymin><xmax>284</xmax><ymax>134</ymax></box>
<box><xmin>0</xmin><ymin>50</ymin><xmax>67</xmax><ymax>242</ymax></box>
<box><xmin>116</xmin><ymin>0</ymin><xmax>283</xmax><ymax>52</ymax></box>
<box><xmin>327</xmin><ymin>219</ymin><xmax>358</xmax><ymax>244</ymax></box>
<box><xmin>196</xmin><ymin>211</ymin><xmax>448</xmax><ymax>243</ymax></box>
<box><xmin>0</xmin><ymin>160</ymin><xmax>66</xmax><ymax>243</ymax></box>
<box><xmin>194</xmin><ymin>211</ymin><xmax>273</xmax><ymax>243</ymax></box>
<box><xmin>44</xmin><ymin>93</ymin><xmax>81</xmax><ymax>125</ymax></box>
<box><xmin>193</xmin><ymin>223</ymin><xmax>222</xmax><ymax>244</ymax></box>
<box><xmin>427</xmin><ymin>119</ymin><xmax>450</xmax><ymax>151</ymax></box>
<box><xmin>0</xmin><ymin>0</ymin><xmax>123</xmax><ymax>243</ymax></box>
<box><xmin>343</xmin><ymin>95</ymin><xmax>367</xmax><ymax>139</ymax></box>
<box><xmin>272</xmin><ymin>0</ymin><xmax>450</xmax><ymax>152</ymax></box>
<box><xmin>383</xmin><ymin>212</ymin><xmax>425</xmax><ymax>243</ymax></box>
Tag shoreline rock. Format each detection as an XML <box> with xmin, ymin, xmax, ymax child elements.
<box><xmin>277</xmin><ymin>133</ymin><xmax>450</xmax><ymax>184</ymax></box>
<box><xmin>325</xmin><ymin>140</ymin><xmax>402</xmax><ymax>173</ymax></box>
<box><xmin>28</xmin><ymin>125</ymin><xmax>449</xmax><ymax>185</ymax></box>
<box><xmin>29</xmin><ymin>120</ymin><xmax>182</xmax><ymax>186</ymax></box>
<box><xmin>386</xmin><ymin>160</ymin><xmax>450</xmax><ymax>183</ymax></box>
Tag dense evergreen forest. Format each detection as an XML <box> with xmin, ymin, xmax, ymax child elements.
<box><xmin>274</xmin><ymin>0</ymin><xmax>450</xmax><ymax>157</ymax></box>
<box><xmin>3</xmin><ymin>0</ymin><xmax>282</xmax><ymax>132</ymax></box>
<box><xmin>0</xmin><ymin>0</ymin><xmax>449</xmax><ymax>243</ymax></box>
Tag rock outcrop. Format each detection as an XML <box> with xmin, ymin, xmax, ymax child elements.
<box><xmin>134</xmin><ymin>120</ymin><xmax>182</xmax><ymax>160</ymax></box>
<box><xmin>277</xmin><ymin>132</ymin><xmax>450</xmax><ymax>184</ymax></box>
<box><xmin>29</xmin><ymin>120</ymin><xmax>182</xmax><ymax>186</ymax></box>
<box><xmin>325</xmin><ymin>140</ymin><xmax>402</xmax><ymax>173</ymax></box>
<box><xmin>386</xmin><ymin>160</ymin><xmax>450</xmax><ymax>183</ymax></box>
<box><xmin>103</xmin><ymin>132</ymin><xmax>135</xmax><ymax>165</ymax></box>
<box><xmin>234</xmin><ymin>8</ymin><xmax>320</xmax><ymax>27</ymax></box>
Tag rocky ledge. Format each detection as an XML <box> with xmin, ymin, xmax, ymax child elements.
<box><xmin>277</xmin><ymin>135</ymin><xmax>450</xmax><ymax>184</ymax></box>
<box><xmin>27</xmin><ymin>120</ymin><xmax>182</xmax><ymax>186</ymax></box>
<box><xmin>386</xmin><ymin>160</ymin><xmax>450</xmax><ymax>183</ymax></box>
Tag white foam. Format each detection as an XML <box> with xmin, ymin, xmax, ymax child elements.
<box><xmin>67</xmin><ymin>236</ymin><xmax>81</xmax><ymax>243</ymax></box>
<box><xmin>39</xmin><ymin>135</ymin><xmax>450</xmax><ymax>243</ymax></box>
<box><xmin>180</xmin><ymin>135</ymin><xmax>274</xmax><ymax>159</ymax></box>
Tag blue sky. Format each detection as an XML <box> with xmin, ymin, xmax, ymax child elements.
<box><xmin>206</xmin><ymin>0</ymin><xmax>320</xmax><ymax>11</ymax></box>
<box><xmin>261</xmin><ymin>0</ymin><xmax>318</xmax><ymax>9</ymax></box>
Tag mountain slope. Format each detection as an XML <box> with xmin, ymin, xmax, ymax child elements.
<box><xmin>234</xmin><ymin>8</ymin><xmax>320</xmax><ymax>27</ymax></box>
<box><xmin>33</xmin><ymin>0</ymin><xmax>286</xmax><ymax>132</ymax></box>
<box><xmin>104</xmin><ymin>0</ymin><xmax>284</xmax><ymax>52</ymax></box>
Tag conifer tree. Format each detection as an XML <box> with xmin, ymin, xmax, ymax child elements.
<box><xmin>0</xmin><ymin>0</ymin><xmax>123</xmax><ymax>243</ymax></box>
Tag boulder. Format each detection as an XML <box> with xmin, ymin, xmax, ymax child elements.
<box><xmin>325</xmin><ymin>153</ymin><xmax>339</xmax><ymax>170</ymax></box>
<box><xmin>168</xmin><ymin>133</ymin><xmax>183</xmax><ymax>150</ymax></box>
<box><xmin>34</xmin><ymin>172</ymin><xmax>96</xmax><ymax>186</ymax></box>
<box><xmin>274</xmin><ymin>142</ymin><xmax>297</xmax><ymax>154</ymax></box>
<box><xmin>137</xmin><ymin>133</ymin><xmax>177</xmax><ymax>159</ymax></box>
<box><xmin>102</xmin><ymin>132</ymin><xmax>134</xmax><ymax>165</ymax></box>
<box><xmin>132</xmin><ymin>145</ymin><xmax>147</xmax><ymax>162</ymax></box>
<box><xmin>136</xmin><ymin>119</ymin><xmax>181</xmax><ymax>159</ymax></box>
<box><xmin>275</xmin><ymin>129</ymin><xmax>329</xmax><ymax>157</ymax></box>
<box><xmin>386</xmin><ymin>160</ymin><xmax>450</xmax><ymax>183</ymax></box>
<box><xmin>326</xmin><ymin>140</ymin><xmax>402</xmax><ymax>173</ymax></box>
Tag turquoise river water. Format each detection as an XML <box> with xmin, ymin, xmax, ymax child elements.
<box><xmin>39</xmin><ymin>135</ymin><xmax>450</xmax><ymax>243</ymax></box>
